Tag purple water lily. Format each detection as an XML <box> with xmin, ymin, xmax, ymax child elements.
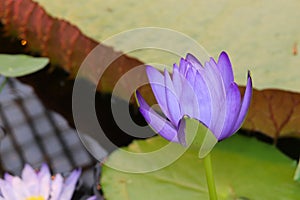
<box><xmin>136</xmin><ymin>52</ymin><xmax>252</xmax><ymax>145</ymax></box>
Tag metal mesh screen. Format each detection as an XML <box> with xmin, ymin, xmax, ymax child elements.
<box><xmin>0</xmin><ymin>77</ymin><xmax>97</xmax><ymax>188</ymax></box>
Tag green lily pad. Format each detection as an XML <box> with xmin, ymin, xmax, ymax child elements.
<box><xmin>101</xmin><ymin>135</ymin><xmax>299</xmax><ymax>200</ymax></box>
<box><xmin>0</xmin><ymin>54</ymin><xmax>49</xmax><ymax>77</ymax></box>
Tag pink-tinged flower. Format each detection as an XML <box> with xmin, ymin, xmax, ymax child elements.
<box><xmin>0</xmin><ymin>163</ymin><xmax>82</xmax><ymax>200</ymax></box>
<box><xmin>137</xmin><ymin>52</ymin><xmax>252</xmax><ymax>145</ymax></box>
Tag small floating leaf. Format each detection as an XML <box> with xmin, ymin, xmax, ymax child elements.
<box><xmin>0</xmin><ymin>54</ymin><xmax>49</xmax><ymax>77</ymax></box>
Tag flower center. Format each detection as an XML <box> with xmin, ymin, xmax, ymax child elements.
<box><xmin>26</xmin><ymin>196</ymin><xmax>45</xmax><ymax>200</ymax></box>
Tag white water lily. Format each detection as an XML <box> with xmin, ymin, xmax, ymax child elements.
<box><xmin>0</xmin><ymin>163</ymin><xmax>88</xmax><ymax>200</ymax></box>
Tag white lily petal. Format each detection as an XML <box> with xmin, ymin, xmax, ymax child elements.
<box><xmin>49</xmin><ymin>174</ymin><xmax>63</xmax><ymax>200</ymax></box>
<box><xmin>0</xmin><ymin>179</ymin><xmax>17</xmax><ymax>200</ymax></box>
<box><xmin>38</xmin><ymin>163</ymin><xmax>51</xmax><ymax>199</ymax></box>
<box><xmin>22</xmin><ymin>164</ymin><xmax>39</xmax><ymax>195</ymax></box>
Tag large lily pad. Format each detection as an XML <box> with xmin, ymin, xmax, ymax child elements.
<box><xmin>35</xmin><ymin>0</ymin><xmax>300</xmax><ymax>92</ymax></box>
<box><xmin>240</xmin><ymin>87</ymin><xmax>300</xmax><ymax>140</ymax></box>
<box><xmin>101</xmin><ymin>135</ymin><xmax>299</xmax><ymax>200</ymax></box>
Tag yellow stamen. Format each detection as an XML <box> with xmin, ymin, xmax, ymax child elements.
<box><xmin>26</xmin><ymin>196</ymin><xmax>45</xmax><ymax>200</ymax></box>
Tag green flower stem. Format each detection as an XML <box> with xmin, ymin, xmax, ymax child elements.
<box><xmin>203</xmin><ymin>152</ymin><xmax>218</xmax><ymax>200</ymax></box>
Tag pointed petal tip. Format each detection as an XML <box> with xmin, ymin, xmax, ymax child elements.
<box><xmin>22</xmin><ymin>163</ymin><xmax>34</xmax><ymax>174</ymax></box>
<box><xmin>40</xmin><ymin>162</ymin><xmax>49</xmax><ymax>169</ymax></box>
<box><xmin>186</xmin><ymin>53</ymin><xmax>202</xmax><ymax>65</ymax></box>
<box><xmin>24</xmin><ymin>163</ymin><xmax>31</xmax><ymax>168</ymax></box>
<box><xmin>76</xmin><ymin>168</ymin><xmax>82</xmax><ymax>174</ymax></box>
<box><xmin>180</xmin><ymin>57</ymin><xmax>188</xmax><ymax>64</ymax></box>
<box><xmin>67</xmin><ymin>168</ymin><xmax>82</xmax><ymax>182</ymax></box>
<box><xmin>218</xmin><ymin>51</ymin><xmax>231</xmax><ymax>66</ymax></box>
<box><xmin>173</xmin><ymin>63</ymin><xmax>179</xmax><ymax>70</ymax></box>
<box><xmin>135</xmin><ymin>91</ymin><xmax>148</xmax><ymax>110</ymax></box>
<box><xmin>247</xmin><ymin>70</ymin><xmax>252</xmax><ymax>79</ymax></box>
<box><xmin>246</xmin><ymin>70</ymin><xmax>253</xmax><ymax>89</ymax></box>
<box><xmin>219</xmin><ymin>51</ymin><xmax>229</xmax><ymax>58</ymax></box>
<box><xmin>186</xmin><ymin>53</ymin><xmax>194</xmax><ymax>59</ymax></box>
<box><xmin>206</xmin><ymin>56</ymin><xmax>217</xmax><ymax>68</ymax></box>
<box><xmin>39</xmin><ymin>163</ymin><xmax>50</xmax><ymax>173</ymax></box>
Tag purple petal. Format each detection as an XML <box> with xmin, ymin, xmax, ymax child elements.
<box><xmin>185</xmin><ymin>66</ymin><xmax>197</xmax><ymax>84</ymax></box>
<box><xmin>63</xmin><ymin>169</ymin><xmax>81</xmax><ymax>186</ymax></box>
<box><xmin>179</xmin><ymin>68</ymin><xmax>199</xmax><ymax>119</ymax></box>
<box><xmin>173</xmin><ymin>65</ymin><xmax>200</xmax><ymax>120</ymax></box>
<box><xmin>232</xmin><ymin>72</ymin><xmax>253</xmax><ymax>133</ymax></box>
<box><xmin>217</xmin><ymin>52</ymin><xmax>234</xmax><ymax>90</ymax></box>
<box><xmin>136</xmin><ymin>92</ymin><xmax>179</xmax><ymax>143</ymax></box>
<box><xmin>218</xmin><ymin>83</ymin><xmax>241</xmax><ymax>140</ymax></box>
<box><xmin>193</xmin><ymin>71</ymin><xmax>212</xmax><ymax>126</ymax></box>
<box><xmin>202</xmin><ymin>58</ymin><xmax>226</xmax><ymax>137</ymax></box>
<box><xmin>60</xmin><ymin>169</ymin><xmax>81</xmax><ymax>199</ymax></box>
<box><xmin>177</xmin><ymin>118</ymin><xmax>187</xmax><ymax>146</ymax></box>
<box><xmin>179</xmin><ymin>58</ymin><xmax>188</xmax><ymax>75</ymax></box>
<box><xmin>173</xmin><ymin>63</ymin><xmax>179</xmax><ymax>71</ymax></box>
<box><xmin>172</xmin><ymin>64</ymin><xmax>183</xmax><ymax>99</ymax></box>
<box><xmin>164</xmin><ymin>69</ymin><xmax>182</xmax><ymax>126</ymax></box>
<box><xmin>146</xmin><ymin>66</ymin><xmax>172</xmax><ymax>121</ymax></box>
